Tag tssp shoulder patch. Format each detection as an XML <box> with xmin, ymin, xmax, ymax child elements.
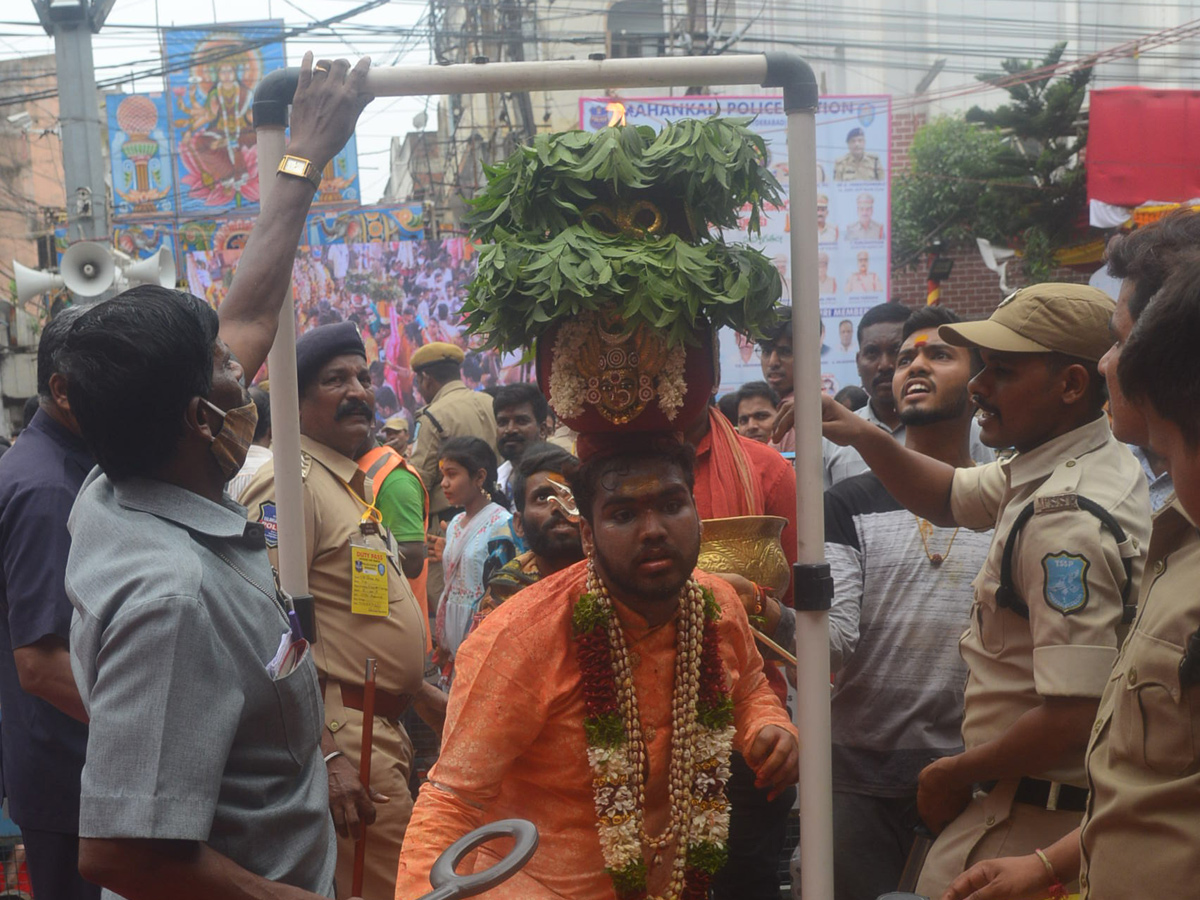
<box><xmin>1043</xmin><ymin>551</ymin><xmax>1090</xmax><ymax>614</ymax></box>
<box><xmin>258</xmin><ymin>502</ymin><xmax>278</xmax><ymax>548</ymax></box>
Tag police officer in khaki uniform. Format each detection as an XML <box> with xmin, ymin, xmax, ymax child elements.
<box><xmin>242</xmin><ymin>321</ymin><xmax>443</xmax><ymax>900</ymax></box>
<box><xmin>408</xmin><ymin>342</ymin><xmax>498</xmax><ymax>519</ymax></box>
<box><xmin>942</xmin><ymin>214</ymin><xmax>1200</xmax><ymax>900</ymax></box>
<box><xmin>407</xmin><ymin>342</ymin><xmax>498</xmax><ymax>606</ymax></box>
<box><xmin>833</xmin><ymin>126</ymin><xmax>885</xmax><ymax>182</ymax></box>
<box><xmin>821</xmin><ymin>284</ymin><xmax>1150</xmax><ymax>900</ymax></box>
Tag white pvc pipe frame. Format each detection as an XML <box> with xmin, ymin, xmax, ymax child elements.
<box><xmin>255</xmin><ymin>54</ymin><xmax>833</xmax><ymax>900</ymax></box>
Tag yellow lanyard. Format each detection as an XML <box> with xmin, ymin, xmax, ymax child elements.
<box><xmin>341</xmin><ymin>480</ymin><xmax>384</xmax><ymax>526</ymax></box>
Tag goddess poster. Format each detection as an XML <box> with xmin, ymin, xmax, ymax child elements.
<box><xmin>163</xmin><ymin>21</ymin><xmax>286</xmax><ymax>213</ymax></box>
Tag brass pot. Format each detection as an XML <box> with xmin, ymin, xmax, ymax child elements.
<box><xmin>697</xmin><ymin>516</ymin><xmax>790</xmax><ymax>596</ymax></box>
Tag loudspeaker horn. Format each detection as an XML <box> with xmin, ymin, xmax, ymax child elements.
<box><xmin>121</xmin><ymin>246</ymin><xmax>177</xmax><ymax>289</ymax></box>
<box><xmin>13</xmin><ymin>260</ymin><xmax>66</xmax><ymax>304</ymax></box>
<box><xmin>61</xmin><ymin>241</ymin><xmax>116</xmax><ymax>298</ymax></box>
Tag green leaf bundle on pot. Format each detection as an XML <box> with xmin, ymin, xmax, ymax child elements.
<box><xmin>462</xmin><ymin>117</ymin><xmax>786</xmax><ymax>354</ymax></box>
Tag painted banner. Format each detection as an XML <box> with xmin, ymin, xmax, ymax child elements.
<box><xmin>303</xmin><ymin>204</ymin><xmax>424</xmax><ymax>245</ymax></box>
<box><xmin>58</xmin><ymin>204</ymin><xmax>422</xmax><ymax>279</ymax></box>
<box><xmin>113</xmin><ymin>222</ymin><xmax>177</xmax><ymax>262</ymax></box>
<box><xmin>54</xmin><ymin>223</ymin><xmax>176</xmax><ymax>264</ymax></box>
<box><xmin>174</xmin><ymin>204</ymin><xmax>425</xmax><ymax>255</ymax></box>
<box><xmin>313</xmin><ymin>134</ymin><xmax>362</xmax><ymax>207</ymax></box>
<box><xmin>163</xmin><ymin>21</ymin><xmax>285</xmax><ymax>212</ymax></box>
<box><xmin>580</xmin><ymin>94</ymin><xmax>891</xmax><ymax>397</ymax></box>
<box><xmin>107</xmin><ymin>93</ymin><xmax>175</xmax><ymax>218</ymax></box>
<box><xmin>185</xmin><ymin>237</ymin><xmax>525</xmax><ymax>426</ymax></box>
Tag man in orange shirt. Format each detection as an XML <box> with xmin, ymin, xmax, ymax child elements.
<box><xmin>681</xmin><ymin>399</ymin><xmax>798</xmax><ymax>900</ymax></box>
<box><xmin>394</xmin><ymin>437</ymin><xmax>797</xmax><ymax>900</ymax></box>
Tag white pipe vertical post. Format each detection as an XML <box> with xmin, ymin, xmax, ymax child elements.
<box><xmin>787</xmin><ymin>109</ymin><xmax>835</xmax><ymax>900</ymax></box>
<box><xmin>254</xmin><ymin>125</ymin><xmax>310</xmax><ymax>600</ymax></box>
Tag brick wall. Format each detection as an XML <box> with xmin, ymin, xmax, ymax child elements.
<box><xmin>888</xmin><ymin>111</ymin><xmax>1089</xmax><ymax>321</ymax></box>
<box><xmin>889</xmin><ymin>110</ymin><xmax>926</xmax><ymax>175</ymax></box>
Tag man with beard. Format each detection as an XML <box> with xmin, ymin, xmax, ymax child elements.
<box><xmin>735</xmin><ymin>381</ymin><xmax>780</xmax><ymax>444</ymax></box>
<box><xmin>492</xmin><ymin>383</ymin><xmax>552</xmax><ymax>501</ymax></box>
<box><xmin>820</xmin><ymin>285</ymin><xmax>1150</xmax><ymax>899</ymax></box>
<box><xmin>814</xmin><ymin>307</ymin><xmax>995</xmax><ymax>900</ymax></box>
<box><xmin>743</xmin><ymin>309</ymin><xmax>992</xmax><ymax>900</ymax></box>
<box><xmin>395</xmin><ymin>437</ymin><xmax>797</xmax><ymax>900</ymax></box>
<box><xmin>815</xmin><ymin>303</ymin><xmax>993</xmax><ymax>487</ymax></box>
<box><xmin>473</xmin><ymin>443</ymin><xmax>584</xmax><ymax>623</ymax></box>
<box><xmin>242</xmin><ymin>321</ymin><xmax>444</xmax><ymax>900</ymax></box>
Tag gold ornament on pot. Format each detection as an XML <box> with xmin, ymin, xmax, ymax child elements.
<box><xmin>696</xmin><ymin>516</ymin><xmax>790</xmax><ymax>596</ymax></box>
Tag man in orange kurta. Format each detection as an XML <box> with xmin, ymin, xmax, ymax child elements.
<box><xmin>394</xmin><ymin>439</ymin><xmax>797</xmax><ymax>900</ymax></box>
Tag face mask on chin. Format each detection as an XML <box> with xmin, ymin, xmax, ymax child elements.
<box><xmin>201</xmin><ymin>397</ymin><xmax>258</xmax><ymax>480</ymax></box>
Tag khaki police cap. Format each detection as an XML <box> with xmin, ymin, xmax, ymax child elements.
<box><xmin>410</xmin><ymin>341</ymin><xmax>465</xmax><ymax>370</ymax></box>
<box><xmin>382</xmin><ymin>414</ymin><xmax>408</xmax><ymax>432</ymax></box>
<box><xmin>939</xmin><ymin>283</ymin><xmax>1116</xmax><ymax>362</ymax></box>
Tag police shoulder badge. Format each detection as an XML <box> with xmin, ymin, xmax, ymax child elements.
<box><xmin>1042</xmin><ymin>551</ymin><xmax>1090</xmax><ymax>614</ymax></box>
<box><xmin>258</xmin><ymin>502</ymin><xmax>279</xmax><ymax>549</ymax></box>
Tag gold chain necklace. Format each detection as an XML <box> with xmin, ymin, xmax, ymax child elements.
<box><xmin>913</xmin><ymin>515</ymin><xmax>961</xmax><ymax>567</ymax></box>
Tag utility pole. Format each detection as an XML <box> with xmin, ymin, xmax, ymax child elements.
<box><xmin>32</xmin><ymin>0</ymin><xmax>112</xmax><ymax>243</ymax></box>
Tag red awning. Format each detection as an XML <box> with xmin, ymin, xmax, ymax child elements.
<box><xmin>1087</xmin><ymin>87</ymin><xmax>1200</xmax><ymax>207</ymax></box>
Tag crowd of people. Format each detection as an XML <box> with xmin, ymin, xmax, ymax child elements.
<box><xmin>1</xmin><ymin>51</ymin><xmax>1199</xmax><ymax>900</ymax></box>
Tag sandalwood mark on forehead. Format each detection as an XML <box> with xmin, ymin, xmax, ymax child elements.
<box><xmin>902</xmin><ymin>328</ymin><xmax>944</xmax><ymax>354</ymax></box>
<box><xmin>610</xmin><ymin>475</ymin><xmax>664</xmax><ymax>498</ymax></box>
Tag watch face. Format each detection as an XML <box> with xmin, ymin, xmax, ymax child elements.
<box><xmin>284</xmin><ymin>158</ymin><xmax>306</xmax><ymax>175</ymax></box>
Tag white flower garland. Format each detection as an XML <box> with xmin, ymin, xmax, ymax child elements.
<box><xmin>573</xmin><ymin>564</ymin><xmax>735</xmax><ymax>900</ymax></box>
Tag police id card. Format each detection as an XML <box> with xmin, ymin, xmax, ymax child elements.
<box><xmin>349</xmin><ymin>535</ymin><xmax>390</xmax><ymax>617</ymax></box>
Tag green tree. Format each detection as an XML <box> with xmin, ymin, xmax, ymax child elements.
<box><xmin>891</xmin><ymin>117</ymin><xmax>1020</xmax><ymax>267</ymax></box>
<box><xmin>892</xmin><ymin>42</ymin><xmax>1092</xmax><ymax>280</ymax></box>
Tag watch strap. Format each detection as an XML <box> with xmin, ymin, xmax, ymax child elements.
<box><xmin>277</xmin><ymin>154</ymin><xmax>322</xmax><ymax>190</ymax></box>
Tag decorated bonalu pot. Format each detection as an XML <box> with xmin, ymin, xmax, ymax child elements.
<box><xmin>536</xmin><ymin>309</ymin><xmax>716</xmax><ymax>433</ymax></box>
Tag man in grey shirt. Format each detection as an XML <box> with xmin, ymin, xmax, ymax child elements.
<box><xmin>822</xmin><ymin>307</ymin><xmax>993</xmax><ymax>900</ymax></box>
<box><xmin>761</xmin><ymin>307</ymin><xmax>992</xmax><ymax>900</ymax></box>
<box><xmin>68</xmin><ymin>461</ymin><xmax>335</xmax><ymax>897</ymax></box>
<box><xmin>59</xmin><ymin>53</ymin><xmax>372</xmax><ymax>900</ymax></box>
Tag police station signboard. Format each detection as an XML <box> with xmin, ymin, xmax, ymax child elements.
<box><xmin>580</xmin><ymin>94</ymin><xmax>891</xmax><ymax>396</ymax></box>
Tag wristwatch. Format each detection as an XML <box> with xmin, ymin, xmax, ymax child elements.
<box><xmin>277</xmin><ymin>154</ymin><xmax>322</xmax><ymax>191</ymax></box>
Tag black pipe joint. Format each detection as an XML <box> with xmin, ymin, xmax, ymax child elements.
<box><xmin>253</xmin><ymin>66</ymin><xmax>302</xmax><ymax>129</ymax></box>
<box><xmin>793</xmin><ymin>561</ymin><xmax>834</xmax><ymax>612</ymax></box>
<box><xmin>762</xmin><ymin>52</ymin><xmax>820</xmax><ymax>113</ymax></box>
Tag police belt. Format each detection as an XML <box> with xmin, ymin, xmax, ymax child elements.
<box><xmin>981</xmin><ymin>777</ymin><xmax>1088</xmax><ymax>813</ymax></box>
<box><xmin>324</xmin><ymin>678</ymin><xmax>411</xmax><ymax>720</ymax></box>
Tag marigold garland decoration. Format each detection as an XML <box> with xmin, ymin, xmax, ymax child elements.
<box><xmin>572</xmin><ymin>564</ymin><xmax>735</xmax><ymax>900</ymax></box>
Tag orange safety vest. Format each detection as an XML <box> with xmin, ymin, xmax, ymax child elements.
<box><xmin>357</xmin><ymin>445</ymin><xmax>433</xmax><ymax>651</ymax></box>
<box><xmin>357</xmin><ymin>445</ymin><xmax>429</xmax><ymax>521</ymax></box>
